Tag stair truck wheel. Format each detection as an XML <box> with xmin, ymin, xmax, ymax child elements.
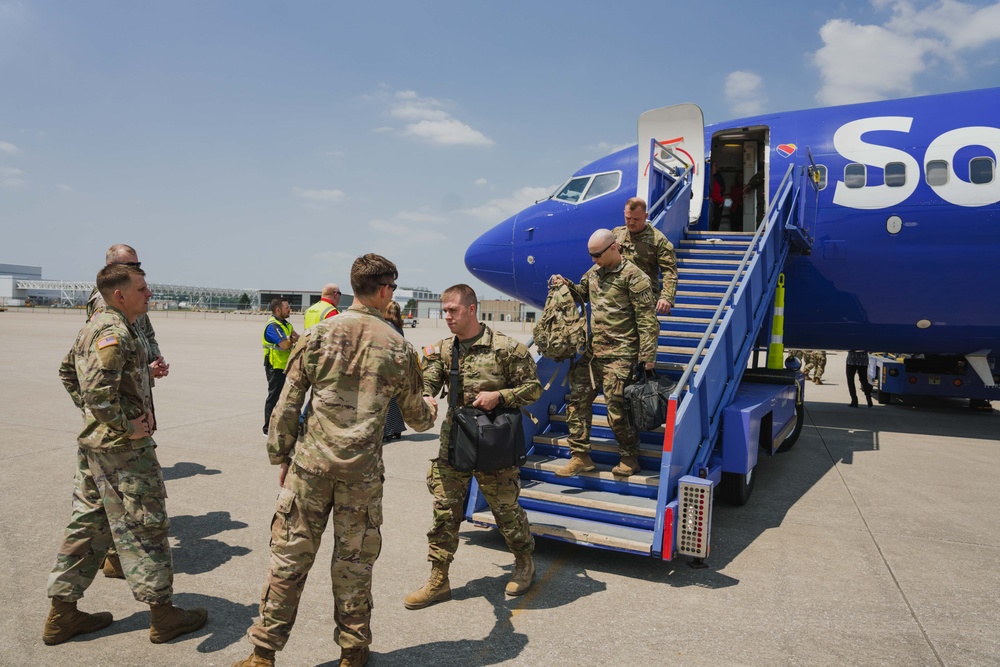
<box><xmin>775</xmin><ymin>392</ymin><xmax>805</xmax><ymax>454</ymax></box>
<box><xmin>720</xmin><ymin>466</ymin><xmax>756</xmax><ymax>506</ymax></box>
<box><xmin>877</xmin><ymin>390</ymin><xmax>891</xmax><ymax>405</ymax></box>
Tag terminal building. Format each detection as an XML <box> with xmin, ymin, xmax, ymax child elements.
<box><xmin>1</xmin><ymin>265</ymin><xmax>530</xmax><ymax>322</ymax></box>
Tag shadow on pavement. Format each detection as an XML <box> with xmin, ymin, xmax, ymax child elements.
<box><xmin>163</xmin><ymin>461</ymin><xmax>223</xmax><ymax>481</ymax></box>
<box><xmin>313</xmin><ymin>570</ymin><xmax>598</xmax><ymax>667</ymax></box>
<box><xmin>170</xmin><ymin>511</ymin><xmax>251</xmax><ymax>575</ymax></box>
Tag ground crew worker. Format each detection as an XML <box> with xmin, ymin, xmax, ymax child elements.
<box><xmin>404</xmin><ymin>284</ymin><xmax>541</xmax><ymax>611</ymax></box>
<box><xmin>86</xmin><ymin>244</ymin><xmax>169</xmax><ymax>580</ymax></box>
<box><xmin>44</xmin><ymin>263</ymin><xmax>207</xmax><ymax>646</ymax></box>
<box><xmin>262</xmin><ymin>298</ymin><xmax>298</xmax><ymax>435</ymax></box>
<box><xmin>303</xmin><ymin>283</ymin><xmax>341</xmax><ymax>329</ymax></box>
<box><xmin>233</xmin><ymin>254</ymin><xmax>438</xmax><ymax>667</ymax></box>
<box><xmin>613</xmin><ymin>197</ymin><xmax>677</xmax><ymax>315</ymax></box>
<box><xmin>550</xmin><ymin>229</ymin><xmax>659</xmax><ymax>477</ymax></box>
<box><xmin>805</xmin><ymin>350</ymin><xmax>827</xmax><ymax>385</ymax></box>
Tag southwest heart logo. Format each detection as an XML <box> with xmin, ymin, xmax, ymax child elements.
<box><xmin>776</xmin><ymin>143</ymin><xmax>796</xmax><ymax>157</ymax></box>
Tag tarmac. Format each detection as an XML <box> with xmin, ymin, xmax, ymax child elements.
<box><xmin>1</xmin><ymin>308</ymin><xmax>998</xmax><ymax>667</ymax></box>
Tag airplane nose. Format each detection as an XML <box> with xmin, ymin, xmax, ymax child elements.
<box><xmin>465</xmin><ymin>216</ymin><xmax>515</xmax><ymax>294</ymax></box>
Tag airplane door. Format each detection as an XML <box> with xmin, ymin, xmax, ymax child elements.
<box><xmin>742</xmin><ymin>141</ymin><xmax>757</xmax><ymax>232</ymax></box>
<box><xmin>637</xmin><ymin>104</ymin><xmax>705</xmax><ymax>224</ymax></box>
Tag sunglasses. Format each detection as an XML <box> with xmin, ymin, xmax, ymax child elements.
<box><xmin>381</xmin><ymin>283</ymin><xmax>398</xmax><ymax>291</ymax></box>
<box><xmin>588</xmin><ymin>242</ymin><xmax>615</xmax><ymax>259</ymax></box>
<box><xmin>114</xmin><ymin>261</ymin><xmax>142</xmax><ymax>268</ymax></box>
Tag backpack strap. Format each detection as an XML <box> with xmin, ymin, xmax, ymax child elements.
<box><xmin>448</xmin><ymin>337</ymin><xmax>461</xmax><ymax>410</ymax></box>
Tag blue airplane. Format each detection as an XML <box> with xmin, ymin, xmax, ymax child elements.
<box><xmin>459</xmin><ymin>87</ymin><xmax>999</xmax><ymax>561</ymax></box>
<box><xmin>466</xmin><ymin>87</ymin><xmax>1000</xmax><ymax>396</ymax></box>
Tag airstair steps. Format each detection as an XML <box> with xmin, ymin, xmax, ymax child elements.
<box><xmin>548</xmin><ymin>414</ymin><xmax>666</xmax><ymax>434</ymax></box>
<box><xmin>522</xmin><ymin>454</ymin><xmax>660</xmax><ymax>488</ymax></box>
<box><xmin>532</xmin><ymin>433</ymin><xmax>663</xmax><ymax>461</ymax></box>
<box><xmin>471</xmin><ymin>508</ymin><xmax>653</xmax><ymax>555</ymax></box>
<box><xmin>520</xmin><ymin>480</ymin><xmax>657</xmax><ymax>518</ymax></box>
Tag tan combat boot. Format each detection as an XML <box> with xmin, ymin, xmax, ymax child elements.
<box><xmin>612</xmin><ymin>455</ymin><xmax>641</xmax><ymax>476</ymax></box>
<box><xmin>42</xmin><ymin>598</ymin><xmax>113</xmax><ymax>645</ymax></box>
<box><xmin>102</xmin><ymin>552</ymin><xmax>125</xmax><ymax>579</ymax></box>
<box><xmin>505</xmin><ymin>553</ymin><xmax>534</xmax><ymax>596</ymax></box>
<box><xmin>339</xmin><ymin>646</ymin><xmax>370</xmax><ymax>667</ymax></box>
<box><xmin>231</xmin><ymin>646</ymin><xmax>276</xmax><ymax>667</ymax></box>
<box><xmin>149</xmin><ymin>601</ymin><xmax>208</xmax><ymax>643</ymax></box>
<box><xmin>403</xmin><ymin>561</ymin><xmax>451</xmax><ymax>610</ymax></box>
<box><xmin>554</xmin><ymin>453</ymin><xmax>595</xmax><ymax>477</ymax></box>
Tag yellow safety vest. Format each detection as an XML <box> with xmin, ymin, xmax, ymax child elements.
<box><xmin>304</xmin><ymin>300</ymin><xmax>338</xmax><ymax>329</ymax></box>
<box><xmin>262</xmin><ymin>317</ymin><xmax>293</xmax><ymax>369</ymax></box>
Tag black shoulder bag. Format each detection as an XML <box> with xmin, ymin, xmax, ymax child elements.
<box><xmin>448</xmin><ymin>341</ymin><xmax>527</xmax><ymax>472</ymax></box>
<box><xmin>623</xmin><ymin>363</ymin><xmax>677</xmax><ymax>432</ymax></box>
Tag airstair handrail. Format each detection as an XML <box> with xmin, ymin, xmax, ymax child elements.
<box><xmin>669</xmin><ymin>163</ymin><xmax>797</xmax><ymax>403</ymax></box>
<box><xmin>647</xmin><ymin>140</ymin><xmax>692</xmax><ymax>220</ymax></box>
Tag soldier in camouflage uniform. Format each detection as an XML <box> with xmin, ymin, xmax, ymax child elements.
<box><xmin>86</xmin><ymin>244</ymin><xmax>169</xmax><ymax>580</ymax></box>
<box><xmin>43</xmin><ymin>264</ymin><xmax>207</xmax><ymax>647</ymax></box>
<box><xmin>551</xmin><ymin>229</ymin><xmax>659</xmax><ymax>478</ymax></box>
<box><xmin>404</xmin><ymin>284</ymin><xmax>541</xmax><ymax>611</ymax></box>
<box><xmin>613</xmin><ymin>197</ymin><xmax>678</xmax><ymax>315</ymax></box>
<box><xmin>805</xmin><ymin>350</ymin><xmax>828</xmax><ymax>385</ymax></box>
<box><xmin>786</xmin><ymin>349</ymin><xmax>810</xmax><ymax>379</ymax></box>
<box><xmin>233</xmin><ymin>254</ymin><xmax>438</xmax><ymax>667</ymax></box>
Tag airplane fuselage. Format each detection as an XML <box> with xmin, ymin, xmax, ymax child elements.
<box><xmin>465</xmin><ymin>87</ymin><xmax>1000</xmax><ymax>356</ymax></box>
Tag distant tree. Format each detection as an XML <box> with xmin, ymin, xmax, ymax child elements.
<box><xmin>239</xmin><ymin>293</ymin><xmax>251</xmax><ymax>309</ymax></box>
<box><xmin>405</xmin><ymin>298</ymin><xmax>418</xmax><ymax>317</ymax></box>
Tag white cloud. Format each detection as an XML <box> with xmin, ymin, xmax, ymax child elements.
<box><xmin>381</xmin><ymin>89</ymin><xmax>494</xmax><ymax>147</ymax></box>
<box><xmin>369</xmin><ymin>218</ymin><xmax>447</xmax><ymax>244</ymax></box>
<box><xmin>813</xmin><ymin>1</ymin><xmax>1000</xmax><ymax>105</ymax></box>
<box><xmin>724</xmin><ymin>71</ymin><xmax>767</xmax><ymax>116</ymax></box>
<box><xmin>587</xmin><ymin>141</ymin><xmax>632</xmax><ymax>155</ymax></box>
<box><xmin>396</xmin><ymin>210</ymin><xmax>444</xmax><ymax>223</ymax></box>
<box><xmin>474</xmin><ymin>178</ymin><xmax>488</xmax><ymax>186</ymax></box>
<box><xmin>461</xmin><ymin>186</ymin><xmax>554</xmax><ymax>222</ymax></box>
<box><xmin>292</xmin><ymin>187</ymin><xmax>345</xmax><ymax>202</ymax></box>
<box><xmin>401</xmin><ymin>118</ymin><xmax>494</xmax><ymax>147</ymax></box>
<box><xmin>0</xmin><ymin>140</ymin><xmax>19</xmax><ymax>154</ymax></box>
<box><xmin>0</xmin><ymin>166</ymin><xmax>25</xmax><ymax>188</ymax></box>
<box><xmin>57</xmin><ymin>183</ymin><xmax>73</xmax><ymax>192</ymax></box>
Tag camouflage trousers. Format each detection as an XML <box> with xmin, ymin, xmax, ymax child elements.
<box><xmin>47</xmin><ymin>446</ymin><xmax>173</xmax><ymax>605</ymax></box>
<box><xmin>249</xmin><ymin>464</ymin><xmax>382</xmax><ymax>652</ymax></box>
<box><xmin>425</xmin><ymin>459</ymin><xmax>534</xmax><ymax>565</ymax></box>
<box><xmin>566</xmin><ymin>355</ymin><xmax>638</xmax><ymax>456</ymax></box>
<box><xmin>805</xmin><ymin>351</ymin><xmax>827</xmax><ymax>381</ymax></box>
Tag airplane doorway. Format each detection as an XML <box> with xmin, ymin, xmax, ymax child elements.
<box><xmin>710</xmin><ymin>127</ymin><xmax>769</xmax><ymax>232</ymax></box>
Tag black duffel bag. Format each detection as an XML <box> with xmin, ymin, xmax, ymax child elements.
<box><xmin>623</xmin><ymin>364</ymin><xmax>677</xmax><ymax>432</ymax></box>
<box><xmin>450</xmin><ymin>406</ymin><xmax>526</xmax><ymax>473</ymax></box>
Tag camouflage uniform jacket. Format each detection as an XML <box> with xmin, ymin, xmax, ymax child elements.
<box><xmin>88</xmin><ymin>287</ymin><xmax>160</xmax><ymax>359</ymax></box>
<box><xmin>268</xmin><ymin>302</ymin><xmax>435</xmax><ymax>481</ymax></box>
<box><xmin>568</xmin><ymin>259</ymin><xmax>658</xmax><ymax>363</ymax></box>
<box><xmin>612</xmin><ymin>223</ymin><xmax>678</xmax><ymax>306</ymax></box>
<box><xmin>422</xmin><ymin>326</ymin><xmax>541</xmax><ymax>461</ymax></box>
<box><xmin>59</xmin><ymin>307</ymin><xmax>155</xmax><ymax>451</ymax></box>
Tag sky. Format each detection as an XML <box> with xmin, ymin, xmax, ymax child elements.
<box><xmin>2</xmin><ymin>0</ymin><xmax>1000</xmax><ymax>298</ymax></box>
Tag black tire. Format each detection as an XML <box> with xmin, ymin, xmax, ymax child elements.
<box><xmin>776</xmin><ymin>395</ymin><xmax>804</xmax><ymax>454</ymax></box>
<box><xmin>877</xmin><ymin>390</ymin><xmax>891</xmax><ymax>405</ymax></box>
<box><xmin>720</xmin><ymin>466</ymin><xmax>756</xmax><ymax>506</ymax></box>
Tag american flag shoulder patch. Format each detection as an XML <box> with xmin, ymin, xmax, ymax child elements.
<box><xmin>96</xmin><ymin>334</ymin><xmax>119</xmax><ymax>350</ymax></box>
<box><xmin>423</xmin><ymin>345</ymin><xmax>435</xmax><ymax>356</ymax></box>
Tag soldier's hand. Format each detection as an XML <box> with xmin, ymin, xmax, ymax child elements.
<box><xmin>644</xmin><ymin>361</ymin><xmax>656</xmax><ymax>371</ymax></box>
<box><xmin>278</xmin><ymin>462</ymin><xmax>288</xmax><ymax>487</ymax></box>
<box><xmin>656</xmin><ymin>299</ymin><xmax>671</xmax><ymax>315</ymax></box>
<box><xmin>549</xmin><ymin>275</ymin><xmax>569</xmax><ymax>288</ymax></box>
<box><xmin>472</xmin><ymin>391</ymin><xmax>502</xmax><ymax>411</ymax></box>
<box><xmin>150</xmin><ymin>356</ymin><xmax>170</xmax><ymax>378</ymax></box>
<box><xmin>128</xmin><ymin>414</ymin><xmax>151</xmax><ymax>440</ymax></box>
<box><xmin>423</xmin><ymin>396</ymin><xmax>438</xmax><ymax>421</ymax></box>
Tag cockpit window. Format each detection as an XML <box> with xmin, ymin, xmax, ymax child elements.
<box><xmin>583</xmin><ymin>172</ymin><xmax>621</xmax><ymax>201</ymax></box>
<box><xmin>553</xmin><ymin>171</ymin><xmax>621</xmax><ymax>204</ymax></box>
<box><xmin>553</xmin><ymin>177</ymin><xmax>591</xmax><ymax>203</ymax></box>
